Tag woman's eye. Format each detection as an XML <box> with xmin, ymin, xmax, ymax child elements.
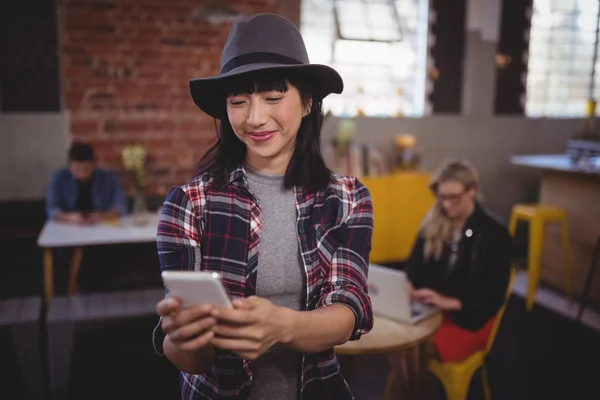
<box><xmin>229</xmin><ymin>100</ymin><xmax>245</xmax><ymax>106</ymax></box>
<box><xmin>266</xmin><ymin>97</ymin><xmax>283</xmax><ymax>102</ymax></box>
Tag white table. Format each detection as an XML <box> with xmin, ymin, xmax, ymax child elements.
<box><xmin>37</xmin><ymin>212</ymin><xmax>160</xmax><ymax>303</ymax></box>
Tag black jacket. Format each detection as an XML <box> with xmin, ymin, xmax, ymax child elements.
<box><xmin>406</xmin><ymin>203</ymin><xmax>512</xmax><ymax>331</ymax></box>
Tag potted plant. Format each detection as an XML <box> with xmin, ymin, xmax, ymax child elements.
<box><xmin>122</xmin><ymin>145</ymin><xmax>149</xmax><ymax>225</ymax></box>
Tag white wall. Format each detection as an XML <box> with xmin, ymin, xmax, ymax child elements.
<box><xmin>323</xmin><ymin>116</ymin><xmax>579</xmax><ymax>221</ymax></box>
<box><xmin>0</xmin><ymin>113</ymin><xmax>69</xmax><ymax>201</ymax></box>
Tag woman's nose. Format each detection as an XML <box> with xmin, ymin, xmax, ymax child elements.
<box><xmin>246</xmin><ymin>100</ymin><xmax>268</xmax><ymax>127</ymax></box>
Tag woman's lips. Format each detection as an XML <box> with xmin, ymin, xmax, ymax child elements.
<box><xmin>247</xmin><ymin>131</ymin><xmax>276</xmax><ymax>142</ymax></box>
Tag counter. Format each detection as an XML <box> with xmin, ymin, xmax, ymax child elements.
<box><xmin>511</xmin><ymin>154</ymin><xmax>600</xmax><ymax>301</ymax></box>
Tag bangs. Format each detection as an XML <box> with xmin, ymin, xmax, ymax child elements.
<box><xmin>225</xmin><ymin>70</ymin><xmax>292</xmax><ymax>96</ymax></box>
<box><xmin>196</xmin><ymin>68</ymin><xmax>330</xmax><ymax>192</ymax></box>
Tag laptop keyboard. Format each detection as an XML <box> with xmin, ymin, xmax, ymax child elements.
<box><xmin>411</xmin><ymin>301</ymin><xmax>434</xmax><ymax>318</ymax></box>
<box><xmin>411</xmin><ymin>307</ymin><xmax>423</xmax><ymax>318</ymax></box>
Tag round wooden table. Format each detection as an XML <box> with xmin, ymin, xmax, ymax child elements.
<box><xmin>335</xmin><ymin>312</ymin><xmax>443</xmax><ymax>399</ymax></box>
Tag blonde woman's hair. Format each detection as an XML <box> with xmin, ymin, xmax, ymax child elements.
<box><xmin>421</xmin><ymin>158</ymin><xmax>480</xmax><ymax>261</ymax></box>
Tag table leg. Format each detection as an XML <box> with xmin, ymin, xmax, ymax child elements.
<box><xmin>418</xmin><ymin>341</ymin><xmax>433</xmax><ymax>399</ymax></box>
<box><xmin>67</xmin><ymin>247</ymin><xmax>83</xmax><ymax>295</ymax></box>
<box><xmin>385</xmin><ymin>351</ymin><xmax>409</xmax><ymax>400</ymax></box>
<box><xmin>44</xmin><ymin>248</ymin><xmax>54</xmax><ymax>304</ymax></box>
<box><xmin>406</xmin><ymin>342</ymin><xmax>431</xmax><ymax>400</ymax></box>
<box><xmin>405</xmin><ymin>346</ymin><xmax>421</xmax><ymax>399</ymax></box>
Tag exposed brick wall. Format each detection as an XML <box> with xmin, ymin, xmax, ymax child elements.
<box><xmin>60</xmin><ymin>0</ymin><xmax>282</xmax><ymax>195</ymax></box>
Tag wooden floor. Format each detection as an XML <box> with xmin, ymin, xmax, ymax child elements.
<box><xmin>2</xmin><ymin>292</ymin><xmax>600</xmax><ymax>400</ymax></box>
<box><xmin>2</xmin><ymin>240</ymin><xmax>600</xmax><ymax>399</ymax></box>
<box><xmin>344</xmin><ymin>292</ymin><xmax>600</xmax><ymax>400</ymax></box>
<box><xmin>511</xmin><ymin>269</ymin><xmax>600</xmax><ymax>332</ymax></box>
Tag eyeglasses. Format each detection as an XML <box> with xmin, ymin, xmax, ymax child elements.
<box><xmin>436</xmin><ymin>190</ymin><xmax>467</xmax><ymax>203</ymax></box>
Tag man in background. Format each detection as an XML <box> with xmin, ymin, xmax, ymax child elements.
<box><xmin>46</xmin><ymin>142</ymin><xmax>127</xmax><ymax>223</ymax></box>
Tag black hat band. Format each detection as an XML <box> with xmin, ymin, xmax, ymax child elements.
<box><xmin>221</xmin><ymin>52</ymin><xmax>303</xmax><ymax>74</ymax></box>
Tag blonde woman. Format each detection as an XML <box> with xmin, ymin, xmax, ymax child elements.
<box><xmin>406</xmin><ymin>158</ymin><xmax>511</xmax><ymax>362</ymax></box>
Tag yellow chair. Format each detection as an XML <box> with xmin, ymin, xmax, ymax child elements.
<box><xmin>508</xmin><ymin>204</ymin><xmax>572</xmax><ymax>311</ymax></box>
<box><xmin>361</xmin><ymin>172</ymin><xmax>434</xmax><ymax>264</ymax></box>
<box><xmin>427</xmin><ymin>268</ymin><xmax>515</xmax><ymax>400</ymax></box>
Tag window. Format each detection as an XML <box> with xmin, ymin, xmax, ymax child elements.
<box><xmin>526</xmin><ymin>0</ymin><xmax>600</xmax><ymax>117</ymax></box>
<box><xmin>301</xmin><ymin>0</ymin><xmax>430</xmax><ymax>117</ymax></box>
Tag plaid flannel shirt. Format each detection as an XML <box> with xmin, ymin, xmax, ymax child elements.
<box><xmin>153</xmin><ymin>165</ymin><xmax>374</xmax><ymax>400</ymax></box>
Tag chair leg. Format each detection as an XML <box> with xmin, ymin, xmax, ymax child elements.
<box><xmin>526</xmin><ymin>219</ymin><xmax>544</xmax><ymax>312</ymax></box>
<box><xmin>577</xmin><ymin>238</ymin><xmax>600</xmax><ymax>321</ymax></box>
<box><xmin>508</xmin><ymin>213</ymin><xmax>519</xmax><ymax>237</ymax></box>
<box><xmin>481</xmin><ymin>364</ymin><xmax>492</xmax><ymax>400</ymax></box>
<box><xmin>435</xmin><ymin>369</ymin><xmax>470</xmax><ymax>400</ymax></box>
<box><xmin>559</xmin><ymin>218</ymin><xmax>573</xmax><ymax>305</ymax></box>
<box><xmin>383</xmin><ymin>371</ymin><xmax>395</xmax><ymax>400</ymax></box>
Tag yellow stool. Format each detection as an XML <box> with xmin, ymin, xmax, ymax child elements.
<box><xmin>508</xmin><ymin>204</ymin><xmax>572</xmax><ymax>311</ymax></box>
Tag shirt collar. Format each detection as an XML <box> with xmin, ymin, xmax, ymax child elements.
<box><xmin>226</xmin><ymin>165</ymin><xmax>248</xmax><ymax>186</ymax></box>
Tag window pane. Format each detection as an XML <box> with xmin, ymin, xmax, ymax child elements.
<box><xmin>302</xmin><ymin>0</ymin><xmax>430</xmax><ymax>117</ymax></box>
<box><xmin>368</xmin><ymin>4</ymin><xmax>402</xmax><ymax>41</ymax></box>
<box><xmin>336</xmin><ymin>2</ymin><xmax>371</xmax><ymax>39</ymax></box>
<box><xmin>526</xmin><ymin>0</ymin><xmax>600</xmax><ymax>117</ymax></box>
<box><xmin>336</xmin><ymin>0</ymin><xmax>402</xmax><ymax>41</ymax></box>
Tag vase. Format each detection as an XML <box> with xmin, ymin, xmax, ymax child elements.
<box><xmin>132</xmin><ymin>188</ymin><xmax>149</xmax><ymax>226</ymax></box>
<box><xmin>395</xmin><ymin>148</ymin><xmax>421</xmax><ymax>171</ymax></box>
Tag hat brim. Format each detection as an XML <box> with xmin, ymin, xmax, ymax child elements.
<box><xmin>189</xmin><ymin>63</ymin><xmax>343</xmax><ymax>119</ymax></box>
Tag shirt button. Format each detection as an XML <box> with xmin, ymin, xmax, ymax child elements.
<box><xmin>298</xmin><ymin>225</ymin><xmax>305</xmax><ymax>233</ymax></box>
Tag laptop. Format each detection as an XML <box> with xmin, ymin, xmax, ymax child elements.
<box><xmin>367</xmin><ymin>264</ymin><xmax>438</xmax><ymax>324</ymax></box>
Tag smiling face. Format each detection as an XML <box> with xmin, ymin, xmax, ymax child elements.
<box><xmin>225</xmin><ymin>78</ymin><xmax>310</xmax><ymax>174</ymax></box>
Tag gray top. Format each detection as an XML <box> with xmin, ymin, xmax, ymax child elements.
<box><xmin>245</xmin><ymin>165</ymin><xmax>305</xmax><ymax>400</ymax></box>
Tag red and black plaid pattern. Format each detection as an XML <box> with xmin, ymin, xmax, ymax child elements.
<box><xmin>154</xmin><ymin>166</ymin><xmax>374</xmax><ymax>400</ymax></box>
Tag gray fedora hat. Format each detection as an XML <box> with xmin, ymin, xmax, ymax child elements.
<box><xmin>189</xmin><ymin>13</ymin><xmax>344</xmax><ymax>119</ymax></box>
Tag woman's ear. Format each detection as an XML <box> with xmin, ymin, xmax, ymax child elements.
<box><xmin>303</xmin><ymin>97</ymin><xmax>313</xmax><ymax>117</ymax></box>
<box><xmin>468</xmin><ymin>188</ymin><xmax>478</xmax><ymax>201</ymax></box>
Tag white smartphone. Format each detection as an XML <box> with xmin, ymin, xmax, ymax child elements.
<box><xmin>161</xmin><ymin>271</ymin><xmax>233</xmax><ymax>309</ymax></box>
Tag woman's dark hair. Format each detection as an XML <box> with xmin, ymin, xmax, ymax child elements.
<box><xmin>195</xmin><ymin>69</ymin><xmax>332</xmax><ymax>193</ymax></box>
<box><xmin>68</xmin><ymin>142</ymin><xmax>95</xmax><ymax>162</ymax></box>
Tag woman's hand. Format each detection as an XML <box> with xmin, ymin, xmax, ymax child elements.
<box><xmin>412</xmin><ymin>288</ymin><xmax>462</xmax><ymax>311</ymax></box>
<box><xmin>86</xmin><ymin>211</ymin><xmax>107</xmax><ymax>224</ymax></box>
<box><xmin>210</xmin><ymin>296</ymin><xmax>290</xmax><ymax>360</ymax></box>
<box><xmin>57</xmin><ymin>212</ymin><xmax>86</xmax><ymax>224</ymax></box>
<box><xmin>157</xmin><ymin>297</ymin><xmax>217</xmax><ymax>352</ymax></box>
<box><xmin>407</xmin><ymin>281</ymin><xmax>416</xmax><ymax>299</ymax></box>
